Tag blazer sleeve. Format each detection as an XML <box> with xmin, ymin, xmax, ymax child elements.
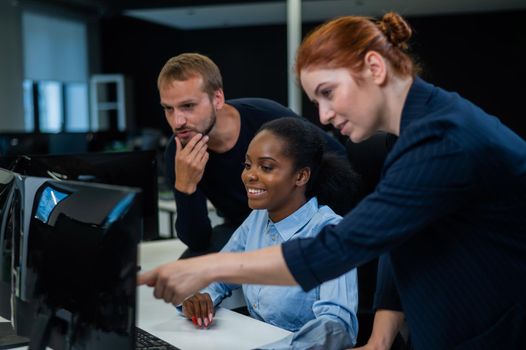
<box><xmin>283</xmin><ymin>132</ymin><xmax>476</xmax><ymax>291</ymax></box>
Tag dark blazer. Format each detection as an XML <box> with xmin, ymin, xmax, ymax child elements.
<box><xmin>283</xmin><ymin>78</ymin><xmax>526</xmax><ymax>349</ymax></box>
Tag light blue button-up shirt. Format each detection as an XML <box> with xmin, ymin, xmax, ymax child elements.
<box><xmin>202</xmin><ymin>197</ymin><xmax>358</xmax><ymax>349</ymax></box>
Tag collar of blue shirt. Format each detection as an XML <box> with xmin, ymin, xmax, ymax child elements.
<box><xmin>269</xmin><ymin>197</ymin><xmax>319</xmax><ymax>241</ymax></box>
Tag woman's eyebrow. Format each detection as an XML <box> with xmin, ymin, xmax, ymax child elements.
<box><xmin>258</xmin><ymin>156</ymin><xmax>277</xmax><ymax>162</ymax></box>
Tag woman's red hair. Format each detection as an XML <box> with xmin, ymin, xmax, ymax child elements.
<box><xmin>295</xmin><ymin>12</ymin><xmax>418</xmax><ymax>79</ymax></box>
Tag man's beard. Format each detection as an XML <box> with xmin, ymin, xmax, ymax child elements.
<box><xmin>202</xmin><ymin>109</ymin><xmax>216</xmax><ymax>137</ymax></box>
<box><xmin>177</xmin><ymin>109</ymin><xmax>217</xmax><ymax>146</ymax></box>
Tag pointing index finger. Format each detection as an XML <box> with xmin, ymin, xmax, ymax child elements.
<box><xmin>137</xmin><ymin>269</ymin><xmax>157</xmax><ymax>287</ymax></box>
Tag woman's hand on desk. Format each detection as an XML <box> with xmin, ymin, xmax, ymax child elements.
<box><xmin>182</xmin><ymin>292</ymin><xmax>215</xmax><ymax>328</ymax></box>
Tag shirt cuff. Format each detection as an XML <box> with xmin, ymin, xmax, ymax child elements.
<box><xmin>281</xmin><ymin>238</ymin><xmax>320</xmax><ymax>292</ymax></box>
<box><xmin>174</xmin><ymin>188</ymin><xmax>200</xmax><ymax>198</ymax></box>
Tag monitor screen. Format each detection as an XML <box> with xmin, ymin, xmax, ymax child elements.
<box><xmin>0</xmin><ymin>150</ymin><xmax>159</xmax><ymax>240</ymax></box>
<box><xmin>10</xmin><ymin>173</ymin><xmax>141</xmax><ymax>349</ymax></box>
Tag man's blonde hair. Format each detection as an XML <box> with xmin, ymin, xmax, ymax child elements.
<box><xmin>157</xmin><ymin>53</ymin><xmax>223</xmax><ymax>97</ymax></box>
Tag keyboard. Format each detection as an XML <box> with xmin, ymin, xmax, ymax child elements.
<box><xmin>135</xmin><ymin>326</ymin><xmax>181</xmax><ymax>350</ymax></box>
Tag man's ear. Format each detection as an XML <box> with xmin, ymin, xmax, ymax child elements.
<box><xmin>364</xmin><ymin>50</ymin><xmax>387</xmax><ymax>85</ymax></box>
<box><xmin>213</xmin><ymin>89</ymin><xmax>225</xmax><ymax>110</ymax></box>
<box><xmin>296</xmin><ymin>167</ymin><xmax>311</xmax><ymax>187</ymax></box>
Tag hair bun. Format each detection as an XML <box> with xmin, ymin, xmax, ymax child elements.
<box><xmin>377</xmin><ymin>12</ymin><xmax>412</xmax><ymax>49</ymax></box>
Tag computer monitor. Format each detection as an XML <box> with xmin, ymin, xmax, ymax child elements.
<box><xmin>10</xmin><ymin>172</ymin><xmax>141</xmax><ymax>349</ymax></box>
<box><xmin>0</xmin><ymin>150</ymin><xmax>159</xmax><ymax>241</ymax></box>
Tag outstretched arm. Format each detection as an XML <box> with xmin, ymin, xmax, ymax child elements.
<box><xmin>138</xmin><ymin>245</ymin><xmax>295</xmax><ymax>306</ymax></box>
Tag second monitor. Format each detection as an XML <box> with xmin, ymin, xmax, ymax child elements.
<box><xmin>0</xmin><ymin>150</ymin><xmax>159</xmax><ymax>241</ymax></box>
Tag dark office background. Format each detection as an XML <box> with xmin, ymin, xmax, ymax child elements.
<box><xmin>97</xmin><ymin>10</ymin><xmax>526</xmax><ymax>139</ymax></box>
<box><xmin>1</xmin><ymin>2</ymin><xmax>525</xmax><ymax>143</ymax></box>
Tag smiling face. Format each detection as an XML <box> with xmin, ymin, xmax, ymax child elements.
<box><xmin>300</xmin><ymin>67</ymin><xmax>384</xmax><ymax>143</ymax></box>
<box><xmin>159</xmin><ymin>74</ymin><xmax>222</xmax><ymax>145</ymax></box>
<box><xmin>242</xmin><ymin>130</ymin><xmax>309</xmax><ymax>222</ymax></box>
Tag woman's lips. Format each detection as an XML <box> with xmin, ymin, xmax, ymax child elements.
<box><xmin>246</xmin><ymin>188</ymin><xmax>267</xmax><ymax>198</ymax></box>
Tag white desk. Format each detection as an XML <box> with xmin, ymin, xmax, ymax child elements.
<box><xmin>1</xmin><ymin>239</ymin><xmax>291</xmax><ymax>349</ymax></box>
<box><xmin>138</xmin><ymin>239</ymin><xmax>291</xmax><ymax>350</ymax></box>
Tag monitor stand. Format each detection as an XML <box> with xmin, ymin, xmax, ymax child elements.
<box><xmin>0</xmin><ymin>322</ymin><xmax>29</xmax><ymax>350</ymax></box>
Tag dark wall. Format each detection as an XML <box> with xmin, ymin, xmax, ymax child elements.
<box><xmin>99</xmin><ymin>16</ymin><xmax>288</xmax><ymax>135</ymax></box>
<box><xmin>409</xmin><ymin>11</ymin><xmax>526</xmax><ymax>139</ymax></box>
<box><xmin>99</xmin><ymin>10</ymin><xmax>526</xmax><ymax>139</ymax></box>
<box><xmin>178</xmin><ymin>25</ymin><xmax>288</xmax><ymax>104</ymax></box>
<box><xmin>99</xmin><ymin>16</ymin><xmax>182</xmax><ymax>134</ymax></box>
